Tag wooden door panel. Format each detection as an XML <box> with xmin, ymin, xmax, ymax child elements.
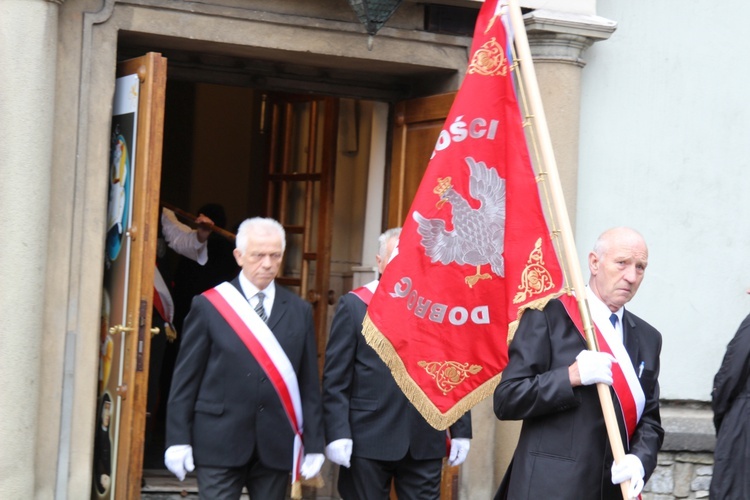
<box><xmin>264</xmin><ymin>94</ymin><xmax>337</xmax><ymax>371</ymax></box>
<box><xmin>388</xmin><ymin>92</ymin><xmax>456</xmax><ymax>229</ymax></box>
<box><xmin>93</xmin><ymin>52</ymin><xmax>167</xmax><ymax>500</ymax></box>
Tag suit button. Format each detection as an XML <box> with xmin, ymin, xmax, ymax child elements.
<box><xmin>258</xmin><ymin>405</ymin><xmax>264</xmax><ymax>412</ymax></box>
<box><xmin>260</xmin><ymin>376</ymin><xmax>266</xmax><ymax>382</ymax></box>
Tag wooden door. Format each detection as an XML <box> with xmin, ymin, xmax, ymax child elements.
<box><xmin>387</xmin><ymin>92</ymin><xmax>462</xmax><ymax>500</ymax></box>
<box><xmin>93</xmin><ymin>53</ymin><xmax>167</xmax><ymax>500</ymax></box>
<box><xmin>263</xmin><ymin>93</ymin><xmax>338</xmax><ymax>371</ymax></box>
<box><xmin>387</xmin><ymin>92</ymin><xmax>456</xmax><ymax>228</ymax></box>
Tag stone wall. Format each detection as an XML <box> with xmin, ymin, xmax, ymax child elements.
<box><xmin>643</xmin><ymin>452</ymin><xmax>713</xmax><ymax>500</ymax></box>
<box><xmin>641</xmin><ymin>403</ymin><xmax>715</xmax><ymax>500</ymax></box>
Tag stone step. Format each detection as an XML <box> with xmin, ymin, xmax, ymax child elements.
<box><xmin>141</xmin><ymin>469</ymin><xmax>203</xmax><ymax>499</ymax></box>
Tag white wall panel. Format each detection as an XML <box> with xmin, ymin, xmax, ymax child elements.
<box><xmin>577</xmin><ymin>0</ymin><xmax>750</xmax><ymax>400</ymax></box>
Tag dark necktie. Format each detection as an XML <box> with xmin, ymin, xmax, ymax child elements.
<box><xmin>254</xmin><ymin>292</ymin><xmax>267</xmax><ymax>322</ymax></box>
<box><xmin>609</xmin><ymin>313</ymin><xmax>618</xmax><ymax>328</ymax></box>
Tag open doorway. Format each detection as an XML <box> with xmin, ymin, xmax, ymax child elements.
<box><xmin>110</xmin><ymin>15</ymin><xmax>468</xmax><ymax>494</ymax></box>
<box><xmin>141</xmin><ymin>78</ymin><xmax>378</xmax><ymax>498</ymax></box>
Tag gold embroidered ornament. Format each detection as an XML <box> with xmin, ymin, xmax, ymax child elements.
<box><xmin>513</xmin><ymin>237</ymin><xmax>557</xmax><ymax>304</ymax></box>
<box><xmin>418</xmin><ymin>361</ymin><xmax>483</xmax><ymax>395</ymax></box>
<box><xmin>468</xmin><ymin>37</ymin><xmax>509</xmax><ymax>77</ymax></box>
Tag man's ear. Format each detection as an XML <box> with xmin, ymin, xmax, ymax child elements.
<box><xmin>588</xmin><ymin>251</ymin><xmax>599</xmax><ymax>274</ymax></box>
<box><xmin>233</xmin><ymin>248</ymin><xmax>243</xmax><ymax>266</ymax></box>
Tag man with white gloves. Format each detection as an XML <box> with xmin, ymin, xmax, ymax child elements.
<box><xmin>322</xmin><ymin>228</ymin><xmax>472</xmax><ymax>499</ymax></box>
<box><xmin>494</xmin><ymin>227</ymin><xmax>664</xmax><ymax>499</ymax></box>
<box><xmin>165</xmin><ymin>218</ymin><xmax>325</xmax><ymax>499</ymax></box>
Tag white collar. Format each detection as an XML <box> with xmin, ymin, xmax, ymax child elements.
<box><xmin>238</xmin><ymin>273</ymin><xmax>276</xmax><ymax>313</ymax></box>
<box><xmin>585</xmin><ymin>286</ymin><xmax>624</xmax><ymax>342</ymax></box>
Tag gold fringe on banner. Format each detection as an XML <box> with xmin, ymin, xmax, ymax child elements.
<box><xmin>362</xmin><ymin>312</ymin><xmax>502</xmax><ymax>431</ymax></box>
<box><xmin>507</xmin><ymin>291</ymin><xmax>565</xmax><ymax>344</ymax></box>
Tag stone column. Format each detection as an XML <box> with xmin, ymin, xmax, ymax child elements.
<box><xmin>525</xmin><ymin>9</ymin><xmax>617</xmax><ymax>231</ymax></box>
<box><xmin>460</xmin><ymin>10</ymin><xmax>616</xmax><ymax>498</ymax></box>
<box><xmin>0</xmin><ymin>0</ymin><xmax>59</xmax><ymax>498</ymax></box>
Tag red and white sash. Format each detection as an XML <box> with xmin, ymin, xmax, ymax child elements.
<box><xmin>558</xmin><ymin>293</ymin><xmax>645</xmax><ymax>441</ymax></box>
<box><xmin>349</xmin><ymin>280</ymin><xmax>377</xmax><ymax>305</ymax></box>
<box><xmin>203</xmin><ymin>282</ymin><xmax>304</xmax><ymax>485</ymax></box>
<box><xmin>153</xmin><ymin>268</ymin><xmax>174</xmax><ymax>323</ymax></box>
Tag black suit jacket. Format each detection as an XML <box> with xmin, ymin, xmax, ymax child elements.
<box><xmin>322</xmin><ymin>290</ymin><xmax>472</xmax><ymax>461</ymax></box>
<box><xmin>710</xmin><ymin>312</ymin><xmax>750</xmax><ymax>499</ymax></box>
<box><xmin>494</xmin><ymin>298</ymin><xmax>663</xmax><ymax>500</ymax></box>
<box><xmin>166</xmin><ymin>276</ymin><xmax>324</xmax><ymax>470</ymax></box>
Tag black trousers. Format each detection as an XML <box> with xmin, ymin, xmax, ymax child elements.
<box><xmin>338</xmin><ymin>452</ymin><xmax>442</xmax><ymax>500</ymax></box>
<box><xmin>196</xmin><ymin>450</ymin><xmax>289</xmax><ymax>500</ymax></box>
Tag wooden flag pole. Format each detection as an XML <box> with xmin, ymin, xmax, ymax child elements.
<box><xmin>161</xmin><ymin>202</ymin><xmax>236</xmax><ymax>242</ymax></box>
<box><xmin>505</xmin><ymin>1</ymin><xmax>630</xmax><ymax>498</ymax></box>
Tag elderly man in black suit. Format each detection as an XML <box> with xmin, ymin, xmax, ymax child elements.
<box><xmin>322</xmin><ymin>228</ymin><xmax>472</xmax><ymax>500</ymax></box>
<box><xmin>164</xmin><ymin>217</ymin><xmax>324</xmax><ymax>499</ymax></box>
<box><xmin>494</xmin><ymin>227</ymin><xmax>664</xmax><ymax>500</ymax></box>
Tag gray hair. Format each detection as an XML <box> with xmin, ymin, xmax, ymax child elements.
<box><xmin>235</xmin><ymin>217</ymin><xmax>286</xmax><ymax>254</ymax></box>
<box><xmin>378</xmin><ymin>227</ymin><xmax>402</xmax><ymax>260</ymax></box>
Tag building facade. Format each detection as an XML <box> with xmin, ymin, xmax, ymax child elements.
<box><xmin>2</xmin><ymin>0</ymin><xmax>733</xmax><ymax>498</ymax></box>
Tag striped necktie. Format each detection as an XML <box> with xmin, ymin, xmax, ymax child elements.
<box><xmin>254</xmin><ymin>292</ymin><xmax>267</xmax><ymax>322</ymax></box>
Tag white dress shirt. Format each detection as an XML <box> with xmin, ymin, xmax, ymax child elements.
<box><xmin>238</xmin><ymin>272</ymin><xmax>276</xmax><ymax>320</ymax></box>
<box><xmin>585</xmin><ymin>286</ymin><xmax>624</xmax><ymax>345</ymax></box>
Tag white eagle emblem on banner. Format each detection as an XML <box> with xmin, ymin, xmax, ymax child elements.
<box><xmin>412</xmin><ymin>156</ymin><xmax>506</xmax><ymax>287</ymax></box>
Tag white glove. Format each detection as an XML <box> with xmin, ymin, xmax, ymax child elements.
<box><xmin>611</xmin><ymin>454</ymin><xmax>645</xmax><ymax>499</ymax></box>
<box><xmin>164</xmin><ymin>444</ymin><xmax>195</xmax><ymax>481</ymax></box>
<box><xmin>300</xmin><ymin>453</ymin><xmax>325</xmax><ymax>479</ymax></box>
<box><xmin>325</xmin><ymin>438</ymin><xmax>353</xmax><ymax>468</ymax></box>
<box><xmin>576</xmin><ymin>349</ymin><xmax>617</xmax><ymax>386</ymax></box>
<box><xmin>448</xmin><ymin>438</ymin><xmax>471</xmax><ymax>466</ymax></box>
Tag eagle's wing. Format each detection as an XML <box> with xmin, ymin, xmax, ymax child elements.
<box><xmin>466</xmin><ymin>157</ymin><xmax>506</xmax><ymax>227</ymax></box>
<box><xmin>464</xmin><ymin>157</ymin><xmax>506</xmax><ymax>276</ymax></box>
<box><xmin>412</xmin><ymin>211</ymin><xmax>466</xmax><ymax>265</ymax></box>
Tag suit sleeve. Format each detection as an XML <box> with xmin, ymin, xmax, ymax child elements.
<box><xmin>166</xmin><ymin>296</ymin><xmax>212</xmax><ymax>446</ymax></box>
<box><xmin>628</xmin><ymin>322</ymin><xmax>664</xmax><ymax>481</ymax></box>
<box><xmin>298</xmin><ymin>300</ymin><xmax>325</xmax><ymax>454</ymax></box>
<box><xmin>712</xmin><ymin>314</ymin><xmax>750</xmax><ymax>433</ymax></box>
<box><xmin>321</xmin><ymin>295</ymin><xmax>358</xmax><ymax>443</ymax></box>
<box><xmin>449</xmin><ymin>410</ymin><xmax>472</xmax><ymax>439</ymax></box>
<box><xmin>494</xmin><ymin>306</ymin><xmax>579</xmax><ymax>421</ymax></box>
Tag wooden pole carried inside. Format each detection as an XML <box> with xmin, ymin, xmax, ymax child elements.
<box><xmin>506</xmin><ymin>1</ymin><xmax>630</xmax><ymax>498</ymax></box>
<box><xmin>161</xmin><ymin>202</ymin><xmax>236</xmax><ymax>242</ymax></box>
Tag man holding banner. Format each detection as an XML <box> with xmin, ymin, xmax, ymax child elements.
<box><xmin>494</xmin><ymin>227</ymin><xmax>664</xmax><ymax>499</ymax></box>
<box><xmin>322</xmin><ymin>228</ymin><xmax>472</xmax><ymax>499</ymax></box>
<box><xmin>357</xmin><ymin>2</ymin><xmax>661</xmax><ymax>499</ymax></box>
<box><xmin>165</xmin><ymin>217</ymin><xmax>324</xmax><ymax>499</ymax></box>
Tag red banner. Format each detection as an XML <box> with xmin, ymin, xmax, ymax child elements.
<box><xmin>362</xmin><ymin>0</ymin><xmax>564</xmax><ymax>429</ymax></box>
